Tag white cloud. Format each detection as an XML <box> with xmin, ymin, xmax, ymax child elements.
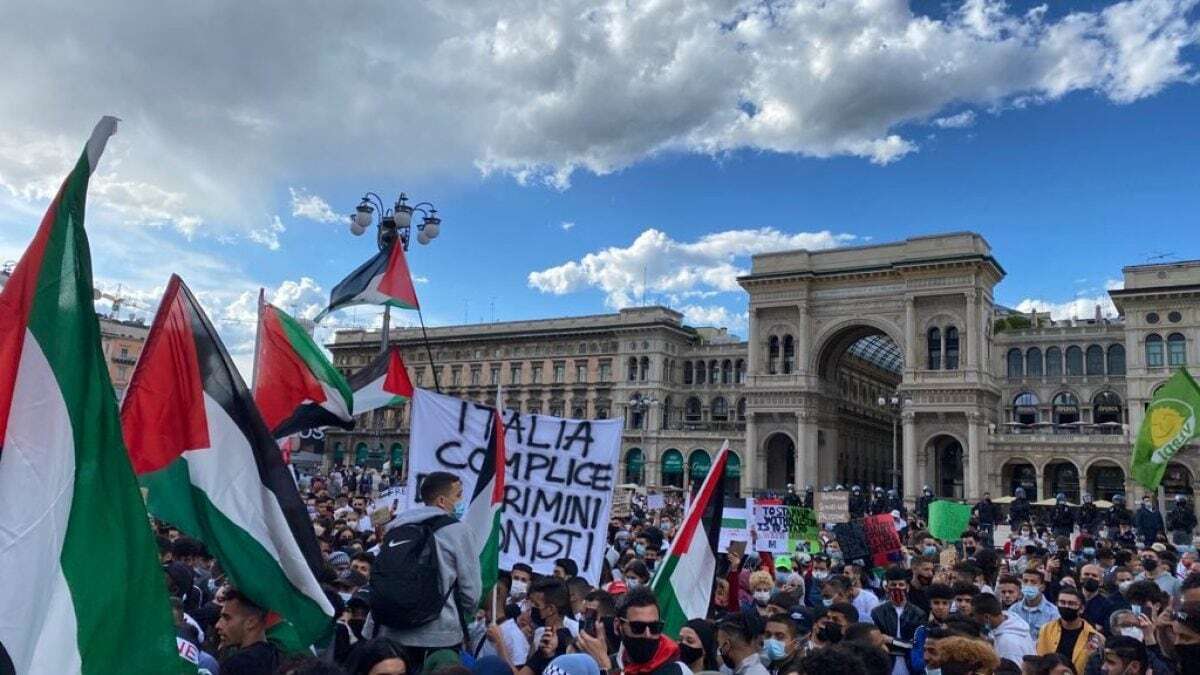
<box><xmin>247</xmin><ymin>215</ymin><xmax>286</xmax><ymax>251</ymax></box>
<box><xmin>679</xmin><ymin>304</ymin><xmax>747</xmax><ymax>330</ymax></box>
<box><xmin>413</xmin><ymin>275</ymin><xmax>430</xmax><ymax>284</ymax></box>
<box><xmin>561</xmin><ymin>221</ymin><xmax>575</xmax><ymax>231</ymax></box>
<box><xmin>0</xmin><ymin>0</ymin><xmax>1193</xmax><ymax>220</ymax></box>
<box><xmin>933</xmin><ymin>111</ymin><xmax>978</xmax><ymax>129</ymax></box>
<box><xmin>290</xmin><ymin>187</ymin><xmax>340</xmax><ymax>224</ymax></box>
<box><xmin>1014</xmin><ymin>295</ymin><xmax>1118</xmax><ymax>320</ymax></box>
<box><xmin>528</xmin><ymin>226</ymin><xmax>856</xmax><ymax>308</ymax></box>
<box><xmin>1105</xmin><ymin>277</ymin><xmax>1126</xmax><ymax>290</ymax></box>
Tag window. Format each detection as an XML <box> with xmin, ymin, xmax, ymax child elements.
<box><xmin>1085</xmin><ymin>345</ymin><xmax>1104</xmax><ymax>376</ymax></box>
<box><xmin>451</xmin><ymin>367</ymin><xmax>462</xmax><ymax>386</ymax></box>
<box><xmin>1169</xmin><ymin>311</ymin><xmax>1182</xmax><ymax>323</ymax></box>
<box><xmin>685</xmin><ymin>397</ymin><xmax>702</xmax><ymax>422</ymax></box>
<box><xmin>929</xmin><ymin>328</ymin><xmax>943</xmax><ymax>370</ymax></box>
<box><xmin>599</xmin><ymin>361</ymin><xmax>611</xmax><ymax>382</ymax></box>
<box><xmin>1146</xmin><ymin>334</ymin><xmax>1164</xmax><ymax>367</ymax></box>
<box><xmin>532</xmin><ymin>364</ymin><xmax>543</xmax><ymax>384</ymax></box>
<box><xmin>735</xmin><ymin>359</ymin><xmax>746</xmax><ymax>384</ymax></box>
<box><xmin>625</xmin><ymin>448</ymin><xmax>645</xmax><ymax>485</ymax></box>
<box><xmin>627</xmin><ymin>357</ymin><xmax>637</xmax><ymax>381</ymax></box>
<box><xmin>639</xmin><ymin>357</ymin><xmax>649</xmax><ymax>381</ymax></box>
<box><xmin>550</xmin><ymin>404</ymin><xmax>563</xmax><ymax>417</ymax></box>
<box><xmin>1107</xmin><ymin>344</ymin><xmax>1126</xmax><ymax>375</ymax></box>
<box><xmin>722</xmin><ymin>360</ymin><xmax>733</xmax><ymax>384</ymax></box>
<box><xmin>1168</xmin><ymin>333</ymin><xmax>1187</xmax><ymax>366</ymax></box>
<box><xmin>415</xmin><ymin>367</ymin><xmax>426</xmax><ymax>386</ymax></box>
<box><xmin>470</xmin><ymin>367</ymin><xmax>481</xmax><ymax>386</ymax></box>
<box><xmin>510</xmin><ymin>365</ymin><xmax>522</xmax><ymax>385</ymax></box>
<box><xmin>1026</xmin><ymin>347</ymin><xmax>1043</xmax><ymax>376</ymax></box>
<box><xmin>711</xmin><ymin>397</ymin><xmax>729</xmax><ymax>421</ymax></box>
<box><xmin>554</xmin><ymin>362</ymin><xmax>565</xmax><ymax>383</ymax></box>
<box><xmin>1093</xmin><ymin>391</ymin><xmax>1123</xmax><ymax>431</ymax></box>
<box><xmin>490</xmin><ymin>367</ymin><xmax>500</xmax><ymax>386</ymax></box>
<box><xmin>782</xmin><ymin>336</ymin><xmax>795</xmax><ymax>374</ymax></box>
<box><xmin>1045</xmin><ymin>347</ymin><xmax>1062</xmax><ymax>376</ymax></box>
<box><xmin>1013</xmin><ymin>392</ymin><xmax>1039</xmax><ymax>425</ymax></box>
<box><xmin>120</xmin><ymin>347</ymin><xmax>129</xmax><ymax>358</ymax></box>
<box><xmin>1006</xmin><ymin>348</ymin><xmax>1022</xmax><ymax>378</ymax></box>
<box><xmin>1065</xmin><ymin>346</ymin><xmax>1084</xmax><ymax>375</ymax></box>
<box><xmin>1053</xmin><ymin>392</ymin><xmax>1080</xmax><ymax>427</ymax></box>
<box><xmin>1147</xmin><ymin>312</ymin><xmax>1160</xmax><ymax>324</ymax></box>
<box><xmin>683</xmin><ymin>361</ymin><xmax>693</xmax><ymax>384</ymax></box>
<box><xmin>736</xmin><ymin>397</ymin><xmax>746</xmax><ymax>421</ymax></box>
<box><xmin>768</xmin><ymin>336</ymin><xmax>779</xmax><ymax>374</ymax></box>
<box><xmin>661</xmin><ymin>396</ymin><xmax>672</xmax><ymax>429</ymax></box>
<box><xmin>696</xmin><ymin>361</ymin><xmax>707</xmax><ymax>384</ymax></box>
<box><xmin>572</xmin><ymin>407</ymin><xmax>584</xmax><ymax>418</ymax></box>
<box><xmin>576</xmin><ymin>362</ymin><xmax>587</xmax><ymax>383</ymax></box>
<box><xmin>596</xmin><ymin>408</ymin><xmax>608</xmax><ymax>419</ymax></box>
<box><xmin>944</xmin><ymin>326</ymin><xmax>959</xmax><ymax>370</ymax></box>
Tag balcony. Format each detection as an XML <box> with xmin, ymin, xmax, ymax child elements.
<box><xmin>111</xmin><ymin>355</ymin><xmax>138</xmax><ymax>366</ymax></box>
<box><xmin>999</xmin><ymin>422</ymin><xmax>1127</xmax><ymax>436</ymax></box>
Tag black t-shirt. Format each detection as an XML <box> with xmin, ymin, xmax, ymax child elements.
<box><xmin>220</xmin><ymin>641</ymin><xmax>279</xmax><ymax>675</ymax></box>
<box><xmin>1056</xmin><ymin>625</ymin><xmax>1082</xmax><ymax>660</ymax></box>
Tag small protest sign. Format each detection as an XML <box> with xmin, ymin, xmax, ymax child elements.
<box><xmin>612</xmin><ymin>489</ymin><xmax>633</xmax><ymax>518</ymax></box>
<box><xmin>864</xmin><ymin>513</ymin><xmax>902</xmax><ymax>566</ymax></box>
<box><xmin>928</xmin><ymin>500</ymin><xmax>973</xmax><ymax>542</ymax></box>
<box><xmin>992</xmin><ymin>524</ymin><xmax>1012</xmax><ymax>547</ymax></box>
<box><xmin>719</xmin><ymin>497</ymin><xmax>752</xmax><ymax>552</ymax></box>
<box><xmin>816</xmin><ymin>491</ymin><xmax>850</xmax><ymax>524</ymax></box>
<box><xmin>647</xmin><ymin>493</ymin><xmax>665</xmax><ymax>511</ymax></box>
<box><xmin>833</xmin><ymin>521</ymin><xmax>870</xmax><ymax>562</ymax></box>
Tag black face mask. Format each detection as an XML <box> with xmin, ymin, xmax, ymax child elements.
<box><xmin>1058</xmin><ymin>607</ymin><xmax>1080</xmax><ymax>622</ymax></box>
<box><xmin>348</xmin><ymin>618</ymin><xmax>366</xmax><ymax>639</ymax></box>
<box><xmin>623</xmin><ymin>635</ymin><xmax>659</xmax><ymax>664</ymax></box>
<box><xmin>1143</xmin><ymin>559</ymin><xmax>1159</xmax><ymax>573</ymax></box>
<box><xmin>816</xmin><ymin>623</ymin><xmax>843</xmax><ymax>644</ymax></box>
<box><xmin>964</xmin><ymin>546</ymin><xmax>977</xmax><ymax>556</ymax></box>
<box><xmin>530</xmin><ymin>606</ymin><xmax>546</xmax><ymax>627</ymax></box>
<box><xmin>1082</xmin><ymin>578</ymin><xmax>1101</xmax><ymax>593</ymax></box>
<box><xmin>679</xmin><ymin>643</ymin><xmax>704</xmax><ymax>666</ymax></box>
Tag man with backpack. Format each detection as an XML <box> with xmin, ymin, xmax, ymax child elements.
<box><xmin>370</xmin><ymin>471</ymin><xmax>481</xmax><ymax>669</ymax></box>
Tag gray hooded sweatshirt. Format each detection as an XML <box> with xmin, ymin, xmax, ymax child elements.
<box><xmin>992</xmin><ymin>612</ymin><xmax>1036</xmax><ymax>666</ymax></box>
<box><xmin>372</xmin><ymin>505</ymin><xmax>481</xmax><ymax>649</ymax></box>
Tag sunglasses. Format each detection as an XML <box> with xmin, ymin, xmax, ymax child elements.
<box><xmin>622</xmin><ymin>618</ymin><xmax>665</xmax><ymax>636</ymax></box>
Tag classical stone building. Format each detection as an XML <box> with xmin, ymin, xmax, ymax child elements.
<box><xmin>99</xmin><ymin>316</ymin><xmax>149</xmax><ymax>399</ymax></box>
<box><xmin>326</xmin><ymin>232</ymin><xmax>1200</xmax><ymax>503</ymax></box>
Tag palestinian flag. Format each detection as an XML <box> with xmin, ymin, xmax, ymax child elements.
<box><xmin>651</xmin><ymin>440</ymin><xmax>729</xmax><ymax>638</ymax></box>
<box><xmin>254</xmin><ymin>298</ymin><xmax>354</xmax><ymax>438</ymax></box>
<box><xmin>314</xmin><ymin>241</ymin><xmax>419</xmax><ymax>322</ymax></box>
<box><xmin>0</xmin><ymin>117</ymin><xmax>186</xmax><ymax>673</ymax></box>
<box><xmin>461</xmin><ymin>391</ymin><xmax>506</xmax><ymax>609</ymax></box>
<box><xmin>348</xmin><ymin>347</ymin><xmax>413</xmax><ymax>418</ymax></box>
<box><xmin>122</xmin><ymin>275</ymin><xmax>335</xmax><ymax>650</ymax></box>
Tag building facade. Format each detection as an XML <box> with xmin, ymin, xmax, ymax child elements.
<box><xmin>326</xmin><ymin>232</ymin><xmax>1200</xmax><ymax>504</ymax></box>
<box><xmin>99</xmin><ymin>316</ymin><xmax>149</xmax><ymax>399</ymax></box>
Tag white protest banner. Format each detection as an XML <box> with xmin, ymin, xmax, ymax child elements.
<box><xmin>753</xmin><ymin>499</ymin><xmax>790</xmax><ymax>554</ymax></box>
<box><xmin>406</xmin><ymin>388</ymin><xmax>622</xmax><ymax>584</ymax></box>
<box><xmin>719</xmin><ymin>497</ymin><xmax>752</xmax><ymax>552</ymax></box>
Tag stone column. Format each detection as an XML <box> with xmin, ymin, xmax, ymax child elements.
<box><xmin>905</xmin><ymin>296</ymin><xmax>917</xmax><ymax>371</ymax></box>
<box><xmin>748</xmin><ymin>307</ymin><xmax>759</xmax><ymax>375</ymax></box>
<box><xmin>967</xmin><ymin>413</ymin><xmax>983</xmax><ymax>500</ymax></box>
<box><xmin>796</xmin><ymin>302</ymin><xmax>811</xmax><ymax>375</ymax></box>
<box><xmin>902</xmin><ymin>411</ymin><xmax>918</xmax><ymax>499</ymax></box>
<box><xmin>744</xmin><ymin>415</ymin><xmax>758</xmax><ymax>493</ymax></box>
<box><xmin>965</xmin><ymin>291</ymin><xmax>976</xmax><ymax>370</ymax></box>
<box><xmin>798</xmin><ymin>414</ymin><xmax>818</xmax><ymax>490</ymax></box>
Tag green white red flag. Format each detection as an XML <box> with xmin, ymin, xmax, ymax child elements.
<box><xmin>348</xmin><ymin>347</ymin><xmax>413</xmax><ymax>418</ymax></box>
<box><xmin>122</xmin><ymin>275</ymin><xmax>335</xmax><ymax>650</ymax></box>
<box><xmin>0</xmin><ymin>117</ymin><xmax>186</xmax><ymax>673</ymax></box>
<box><xmin>651</xmin><ymin>439</ymin><xmax>729</xmax><ymax>638</ymax></box>
<box><xmin>254</xmin><ymin>296</ymin><xmax>354</xmax><ymax>438</ymax></box>
<box><xmin>461</xmin><ymin>386</ymin><xmax>506</xmax><ymax>608</ymax></box>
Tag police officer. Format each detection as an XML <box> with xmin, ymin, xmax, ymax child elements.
<box><xmin>1167</xmin><ymin>494</ymin><xmax>1198</xmax><ymax>546</ymax></box>
<box><xmin>1135</xmin><ymin>494</ymin><xmax>1164</xmax><ymax>546</ymax></box>
<box><xmin>784</xmin><ymin>484</ymin><xmax>801</xmax><ymax>506</ymax></box>
<box><xmin>1078</xmin><ymin>493</ymin><xmax>1100</xmax><ymax>534</ymax></box>
<box><xmin>973</xmin><ymin>492</ymin><xmax>999</xmax><ymax>544</ymax></box>
<box><xmin>888</xmin><ymin>488</ymin><xmax>906</xmax><ymax>518</ymax></box>
<box><xmin>870</xmin><ymin>486</ymin><xmax>890</xmax><ymax>515</ymax></box>
<box><xmin>804</xmin><ymin>485</ymin><xmax>814</xmax><ymax>509</ymax></box>
<box><xmin>1106</xmin><ymin>493</ymin><xmax>1132</xmax><ymax>529</ymax></box>
<box><xmin>1009</xmin><ymin>487</ymin><xmax>1032</xmax><ymax>526</ymax></box>
<box><xmin>1050</xmin><ymin>492</ymin><xmax>1075</xmax><ymax>537</ymax></box>
<box><xmin>849</xmin><ymin>485</ymin><xmax>867</xmax><ymax>518</ymax></box>
<box><xmin>916</xmin><ymin>486</ymin><xmax>935</xmax><ymax>521</ymax></box>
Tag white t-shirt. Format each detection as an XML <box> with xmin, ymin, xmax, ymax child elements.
<box><xmin>853</xmin><ymin>589</ymin><xmax>880</xmax><ymax>619</ymax></box>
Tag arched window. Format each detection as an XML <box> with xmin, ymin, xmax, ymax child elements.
<box><xmin>1085</xmin><ymin>345</ymin><xmax>1104</xmax><ymax>376</ymax></box>
<box><xmin>725</xmin><ymin>452</ymin><xmax>742</xmax><ymax>494</ymax></box>
<box><xmin>722</xmin><ymin>359</ymin><xmax>733</xmax><ymax>384</ymax></box>
<box><xmin>1092</xmin><ymin>391</ymin><xmax>1123</xmax><ymax>433</ymax></box>
<box><xmin>627</xmin><ymin>357</ymin><xmax>638</xmax><ymax>381</ymax></box>
<box><xmin>332</xmin><ymin>441</ymin><xmax>345</xmax><ymax>464</ymax></box>
<box><xmin>1006</xmin><ymin>348</ymin><xmax>1023</xmax><ymax>378</ymax></box>
<box><xmin>929</xmin><ymin>328</ymin><xmax>943</xmax><ymax>370</ymax></box>
<box><xmin>1052</xmin><ymin>392</ymin><xmax>1080</xmax><ymax>428</ymax></box>
<box><xmin>684</xmin><ymin>397</ymin><xmax>702</xmax><ymax>423</ymax></box>
<box><xmin>735</xmin><ymin>359</ymin><xmax>746</xmax><ymax>384</ymax></box>
<box><xmin>736</xmin><ymin>397</ymin><xmax>746</xmax><ymax>421</ymax></box>
<box><xmin>768</xmin><ymin>336</ymin><xmax>780</xmax><ymax>374</ymax></box>
<box><xmin>1026</xmin><ymin>348</ymin><xmax>1043</xmax><ymax>377</ymax></box>
<box><xmin>1065</xmin><ymin>346</ymin><xmax>1084</xmax><ymax>375</ymax></box>
<box><xmin>639</xmin><ymin>356</ymin><xmax>649</xmax><ymax>381</ymax></box>
<box><xmin>688</xmin><ymin>450</ymin><xmax>712</xmax><ymax>484</ymax></box>
<box><xmin>625</xmin><ymin>448</ymin><xmax>645</xmax><ymax>485</ymax></box>
<box><xmin>1146</xmin><ymin>334</ymin><xmax>1164</xmax><ymax>367</ymax></box>
<box><xmin>711</xmin><ymin>397</ymin><xmax>729</xmax><ymax>421</ymax></box>
<box><xmin>354</xmin><ymin>442</ymin><xmax>369</xmax><ymax>466</ymax></box>
<box><xmin>1013</xmin><ymin>392</ymin><xmax>1040</xmax><ymax>425</ymax></box>
<box><xmin>628</xmin><ymin>394</ymin><xmax>644</xmax><ymax>430</ymax></box>
<box><xmin>661</xmin><ymin>449</ymin><xmax>683</xmax><ymax>488</ymax></box>
<box><xmin>1045</xmin><ymin>347</ymin><xmax>1063</xmax><ymax>376</ymax></box>
<box><xmin>1107</xmin><ymin>345</ymin><xmax>1126</xmax><ymax>375</ymax></box>
<box><xmin>390</xmin><ymin>443</ymin><xmax>404</xmax><ymax>472</ymax></box>
<box><xmin>782</xmin><ymin>336</ymin><xmax>795</xmax><ymax>374</ymax></box>
<box><xmin>696</xmin><ymin>361</ymin><xmax>707</xmax><ymax>384</ymax></box>
<box><xmin>945</xmin><ymin>326</ymin><xmax>960</xmax><ymax>370</ymax></box>
<box><xmin>1168</xmin><ymin>333</ymin><xmax>1187</xmax><ymax>366</ymax></box>
<box><xmin>683</xmin><ymin>361</ymin><xmax>693</xmax><ymax>384</ymax></box>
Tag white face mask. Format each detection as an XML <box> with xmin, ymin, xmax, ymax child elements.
<box><xmin>1119</xmin><ymin>627</ymin><xmax>1143</xmax><ymax>641</ymax></box>
<box><xmin>753</xmin><ymin>590</ymin><xmax>771</xmax><ymax>606</ymax></box>
<box><xmin>510</xmin><ymin>579</ymin><xmax>528</xmax><ymax>599</ymax></box>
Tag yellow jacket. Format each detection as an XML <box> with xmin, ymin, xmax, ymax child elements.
<box><xmin>1035</xmin><ymin>618</ymin><xmax>1102</xmax><ymax>674</ymax></box>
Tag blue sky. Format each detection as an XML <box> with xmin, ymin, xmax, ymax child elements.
<box><xmin>1</xmin><ymin>0</ymin><xmax>1198</xmax><ymax>371</ymax></box>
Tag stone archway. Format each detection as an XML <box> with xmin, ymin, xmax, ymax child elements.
<box><xmin>763</xmin><ymin>432</ymin><xmax>795</xmax><ymax>490</ymax></box>
<box><xmin>924</xmin><ymin>434</ymin><xmax>965</xmax><ymax>499</ymax></box>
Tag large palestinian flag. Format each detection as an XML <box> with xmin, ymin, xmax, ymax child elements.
<box><xmin>651</xmin><ymin>440</ymin><xmax>730</xmax><ymax>638</ymax></box>
<box><xmin>314</xmin><ymin>241</ymin><xmax>419</xmax><ymax>322</ymax></box>
<box><xmin>0</xmin><ymin>117</ymin><xmax>186</xmax><ymax>673</ymax></box>
<box><xmin>348</xmin><ymin>347</ymin><xmax>414</xmax><ymax>418</ymax></box>
<box><xmin>254</xmin><ymin>298</ymin><xmax>354</xmax><ymax>438</ymax></box>
<box><xmin>122</xmin><ymin>275</ymin><xmax>335</xmax><ymax>649</ymax></box>
<box><xmin>461</xmin><ymin>395</ymin><xmax>506</xmax><ymax>609</ymax></box>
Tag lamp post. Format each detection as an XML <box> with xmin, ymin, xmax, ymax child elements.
<box><xmin>348</xmin><ymin>192</ymin><xmax>442</xmax><ymax>354</ymax></box>
<box><xmin>878</xmin><ymin>394</ymin><xmax>911</xmax><ymax>492</ymax></box>
<box><xmin>630</xmin><ymin>393</ymin><xmax>658</xmax><ymax>485</ymax></box>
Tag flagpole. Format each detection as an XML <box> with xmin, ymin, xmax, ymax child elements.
<box><xmin>417</xmin><ymin>304</ymin><xmax>441</xmax><ymax>393</ymax></box>
<box><xmin>252</xmin><ymin>288</ymin><xmax>265</xmax><ymax>391</ymax></box>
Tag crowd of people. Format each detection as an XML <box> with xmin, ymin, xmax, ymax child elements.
<box><xmin>161</xmin><ymin>468</ymin><xmax>1200</xmax><ymax>675</ymax></box>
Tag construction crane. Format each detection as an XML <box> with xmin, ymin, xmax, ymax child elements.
<box><xmin>91</xmin><ymin>284</ymin><xmax>148</xmax><ymax>320</ymax></box>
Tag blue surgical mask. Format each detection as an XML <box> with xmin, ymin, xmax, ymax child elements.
<box><xmin>453</xmin><ymin>501</ymin><xmax>466</xmax><ymax>519</ymax></box>
<box><xmin>927</xmin><ymin>668</ymin><xmax>942</xmax><ymax>675</ymax></box>
<box><xmin>1021</xmin><ymin>585</ymin><xmax>1039</xmax><ymax>601</ymax></box>
<box><xmin>763</xmin><ymin>638</ymin><xmax>788</xmax><ymax>662</ymax></box>
<box><xmin>923</xmin><ymin>546</ymin><xmax>938</xmax><ymax>556</ymax></box>
<box><xmin>822</xmin><ymin>598</ymin><xmax>834</xmax><ymax>607</ymax></box>
<box><xmin>635</xmin><ymin>543</ymin><xmax>647</xmax><ymax>557</ymax></box>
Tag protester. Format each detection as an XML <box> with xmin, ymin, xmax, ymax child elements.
<box><xmin>216</xmin><ymin>588</ymin><xmax>280</xmax><ymax>674</ymax></box>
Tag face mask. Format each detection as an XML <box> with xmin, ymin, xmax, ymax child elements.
<box><xmin>1021</xmin><ymin>585</ymin><xmax>1040</xmax><ymax>601</ymax></box>
<box><xmin>338</xmin><ymin>591</ymin><xmax>352</xmax><ymax>603</ymax></box>
<box><xmin>1058</xmin><ymin>607</ymin><xmax>1080</xmax><ymax>622</ymax></box>
<box><xmin>964</xmin><ymin>546</ymin><xmax>977</xmax><ymax>556</ymax></box>
<box><xmin>763</xmin><ymin>638</ymin><xmax>788</xmax><ymax>662</ymax></box>
<box><xmin>812</xmin><ymin>571</ymin><xmax>829</xmax><ymax>581</ymax></box>
<box><xmin>830</xmin><ymin>551</ymin><xmax>844</xmax><ymax>563</ymax></box>
<box><xmin>623</xmin><ymin>635</ymin><xmax>660</xmax><ymax>664</ymax></box>
<box><xmin>753</xmin><ymin>590</ymin><xmax>771</xmax><ymax>606</ymax></box>
<box><xmin>635</xmin><ymin>543</ymin><xmax>647</xmax><ymax>557</ymax></box>
<box><xmin>1083</xmin><ymin>547</ymin><xmax>1096</xmax><ymax>557</ymax></box>
<box><xmin>1119</xmin><ymin>581</ymin><xmax>1133</xmax><ymax>593</ymax></box>
<box><xmin>889</xmin><ymin>588</ymin><xmax>907</xmax><ymax>605</ymax></box>
<box><xmin>1119</xmin><ymin>627</ymin><xmax>1143</xmax><ymax>641</ymax></box>
<box><xmin>923</xmin><ymin>546</ymin><xmax>938</xmax><ymax>556</ymax></box>
<box><xmin>348</xmin><ymin>618</ymin><xmax>366</xmax><ymax>638</ymax></box>
<box><xmin>816</xmin><ymin>623</ymin><xmax>843</xmax><ymax>644</ymax></box>
<box><xmin>822</xmin><ymin>598</ymin><xmax>834</xmax><ymax>607</ymax></box>
<box><xmin>679</xmin><ymin>643</ymin><xmax>704</xmax><ymax>665</ymax></box>
<box><xmin>627</xmin><ymin>579</ymin><xmax>642</xmax><ymax>589</ymax></box>
<box><xmin>453</xmin><ymin>501</ymin><xmax>466</xmax><ymax>519</ymax></box>
<box><xmin>645</xmin><ymin>559</ymin><xmax>656</xmax><ymax>572</ymax></box>
<box><xmin>530</xmin><ymin>606</ymin><xmax>545</xmax><ymax>627</ymax></box>
<box><xmin>1081</xmin><ymin>578</ymin><xmax>1100</xmax><ymax>593</ymax></box>
<box><xmin>927</xmin><ymin>668</ymin><xmax>942</xmax><ymax>675</ymax></box>
<box><xmin>1143</xmin><ymin>559</ymin><xmax>1159</xmax><ymax>573</ymax></box>
<box><xmin>510</xmin><ymin>579</ymin><xmax>528</xmax><ymax>599</ymax></box>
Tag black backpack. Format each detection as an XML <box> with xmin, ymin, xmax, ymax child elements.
<box><xmin>370</xmin><ymin>514</ymin><xmax>457</xmax><ymax>629</ymax></box>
